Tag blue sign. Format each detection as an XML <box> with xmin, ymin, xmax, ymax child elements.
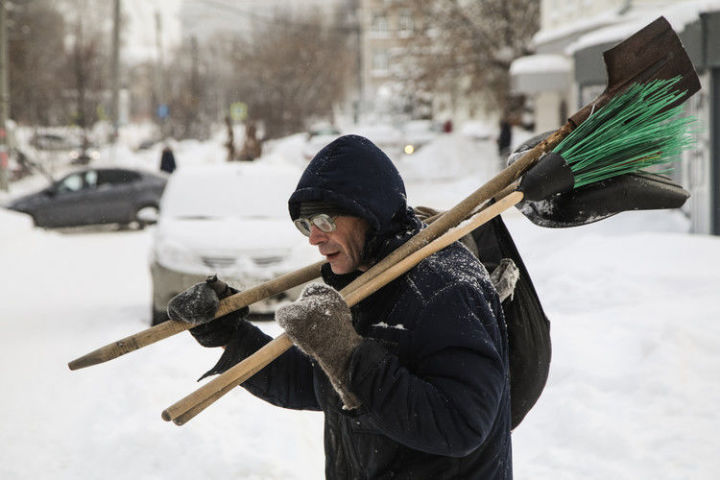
<box><xmin>157</xmin><ymin>104</ymin><xmax>169</xmax><ymax>119</ymax></box>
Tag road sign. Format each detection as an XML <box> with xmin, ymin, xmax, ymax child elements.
<box><xmin>157</xmin><ymin>104</ymin><xmax>169</xmax><ymax>119</ymax></box>
<box><xmin>230</xmin><ymin>102</ymin><xmax>248</xmax><ymax>122</ymax></box>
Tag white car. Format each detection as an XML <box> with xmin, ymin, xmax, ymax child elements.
<box><xmin>301</xmin><ymin>123</ymin><xmax>342</xmax><ymax>161</ymax></box>
<box><xmin>345</xmin><ymin>124</ymin><xmax>404</xmax><ymax>160</ymax></box>
<box><xmin>401</xmin><ymin>120</ymin><xmax>440</xmax><ymax>155</ymax></box>
<box><xmin>149</xmin><ymin>163</ymin><xmax>321</xmax><ymax>324</ymax></box>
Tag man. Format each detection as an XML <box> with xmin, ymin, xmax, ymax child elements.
<box><xmin>168</xmin><ymin>134</ymin><xmax>513</xmax><ymax>479</ymax></box>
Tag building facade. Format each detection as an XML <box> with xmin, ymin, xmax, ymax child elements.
<box><xmin>510</xmin><ymin>0</ymin><xmax>720</xmax><ymax>235</ymax></box>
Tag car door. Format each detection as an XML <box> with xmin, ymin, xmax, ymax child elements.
<box><xmin>37</xmin><ymin>170</ymin><xmax>98</xmax><ymax>227</ymax></box>
<box><xmin>90</xmin><ymin>169</ymin><xmax>141</xmax><ymax>224</ymax></box>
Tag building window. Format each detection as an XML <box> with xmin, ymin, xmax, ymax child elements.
<box><xmin>371</xmin><ymin>13</ymin><xmax>389</xmax><ymax>36</ymax></box>
<box><xmin>398</xmin><ymin>10</ymin><xmax>413</xmax><ymax>36</ymax></box>
<box><xmin>372</xmin><ymin>50</ymin><xmax>390</xmax><ymax>74</ymax></box>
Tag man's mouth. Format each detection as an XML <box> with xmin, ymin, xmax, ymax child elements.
<box><xmin>322</xmin><ymin>251</ymin><xmax>340</xmax><ymax>261</ymax></box>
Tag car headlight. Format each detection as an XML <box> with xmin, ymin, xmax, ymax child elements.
<box><xmin>153</xmin><ymin>237</ymin><xmax>208</xmax><ymax>274</ymax></box>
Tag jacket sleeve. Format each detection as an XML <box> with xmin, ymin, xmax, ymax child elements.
<box><xmin>347</xmin><ymin>283</ymin><xmax>509</xmax><ymax>456</ymax></box>
<box><xmin>224</xmin><ymin>320</ymin><xmax>322</xmax><ymax>411</ymax></box>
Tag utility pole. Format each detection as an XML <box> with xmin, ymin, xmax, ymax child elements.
<box><xmin>0</xmin><ymin>0</ymin><xmax>9</xmax><ymax>191</ymax></box>
<box><xmin>353</xmin><ymin>4</ymin><xmax>364</xmax><ymax>125</ymax></box>
<box><xmin>110</xmin><ymin>0</ymin><xmax>121</xmax><ymax>143</ymax></box>
<box><xmin>155</xmin><ymin>11</ymin><xmax>168</xmax><ymax>138</ymax></box>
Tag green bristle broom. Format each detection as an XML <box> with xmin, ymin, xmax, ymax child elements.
<box><xmin>519</xmin><ymin>76</ymin><xmax>697</xmax><ymax>200</ymax></box>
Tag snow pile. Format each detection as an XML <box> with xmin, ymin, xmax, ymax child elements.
<box><xmin>1</xmin><ymin>125</ymin><xmax>719</xmax><ymax>479</ymax></box>
<box><xmin>396</xmin><ymin>133</ymin><xmax>495</xmax><ymax>182</ymax></box>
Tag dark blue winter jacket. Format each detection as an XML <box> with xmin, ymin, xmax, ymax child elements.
<box><xmin>228</xmin><ymin>135</ymin><xmax>512</xmax><ymax>479</ymax></box>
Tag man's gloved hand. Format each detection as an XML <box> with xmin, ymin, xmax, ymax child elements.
<box><xmin>490</xmin><ymin>258</ymin><xmax>519</xmax><ymax>303</ymax></box>
<box><xmin>276</xmin><ymin>283</ymin><xmax>363</xmax><ymax>410</ymax></box>
<box><xmin>167</xmin><ymin>274</ymin><xmax>249</xmax><ymax>348</ymax></box>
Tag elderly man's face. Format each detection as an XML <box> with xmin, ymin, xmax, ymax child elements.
<box><xmin>308</xmin><ymin>216</ymin><xmax>369</xmax><ymax>274</ymax></box>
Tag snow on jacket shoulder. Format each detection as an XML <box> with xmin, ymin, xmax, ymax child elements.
<box><xmin>316</xmin><ymin>241</ymin><xmax>512</xmax><ymax>479</ymax></box>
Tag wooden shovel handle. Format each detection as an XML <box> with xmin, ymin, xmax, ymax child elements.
<box><xmin>68</xmin><ymin>260</ymin><xmax>325</xmax><ymax>370</ymax></box>
<box><xmin>162</xmin><ymin>191</ymin><xmax>525</xmax><ymax>425</ymax></box>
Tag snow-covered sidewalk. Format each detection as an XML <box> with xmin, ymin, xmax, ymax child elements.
<box><xmin>1</xmin><ymin>132</ymin><xmax>719</xmax><ymax>479</ymax></box>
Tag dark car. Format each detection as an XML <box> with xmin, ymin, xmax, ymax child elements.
<box><xmin>6</xmin><ymin>167</ymin><xmax>167</xmax><ymax>229</ymax></box>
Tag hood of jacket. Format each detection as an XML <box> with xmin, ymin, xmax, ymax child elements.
<box><xmin>288</xmin><ymin>134</ymin><xmax>421</xmax><ymax>268</ymax></box>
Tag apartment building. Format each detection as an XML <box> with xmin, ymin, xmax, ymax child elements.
<box><xmin>510</xmin><ymin>0</ymin><xmax>720</xmax><ymax>235</ymax></box>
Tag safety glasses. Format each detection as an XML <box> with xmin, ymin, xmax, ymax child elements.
<box><xmin>293</xmin><ymin>213</ymin><xmax>337</xmax><ymax>237</ymax></box>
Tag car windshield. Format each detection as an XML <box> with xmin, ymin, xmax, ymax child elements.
<box><xmin>161</xmin><ymin>168</ymin><xmax>298</xmax><ymax>219</ymax></box>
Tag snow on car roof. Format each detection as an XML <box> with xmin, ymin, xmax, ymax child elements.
<box><xmin>160</xmin><ymin>163</ymin><xmax>303</xmax><ymax>219</ymax></box>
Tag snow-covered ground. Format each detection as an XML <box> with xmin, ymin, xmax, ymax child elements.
<box><xmin>1</xmin><ymin>128</ymin><xmax>719</xmax><ymax>479</ymax></box>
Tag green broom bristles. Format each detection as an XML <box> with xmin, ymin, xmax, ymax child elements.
<box><xmin>553</xmin><ymin>76</ymin><xmax>697</xmax><ymax>188</ymax></box>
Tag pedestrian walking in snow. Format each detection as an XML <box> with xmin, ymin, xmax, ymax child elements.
<box><xmin>159</xmin><ymin>146</ymin><xmax>176</xmax><ymax>174</ymax></box>
<box><xmin>496</xmin><ymin>119</ymin><xmax>512</xmax><ymax>169</ymax></box>
<box><xmin>168</xmin><ymin>135</ymin><xmax>514</xmax><ymax>479</ymax></box>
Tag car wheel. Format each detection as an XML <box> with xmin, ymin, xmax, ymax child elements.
<box><xmin>134</xmin><ymin>205</ymin><xmax>159</xmax><ymax>229</ymax></box>
<box><xmin>152</xmin><ymin>307</ymin><xmax>169</xmax><ymax>326</ymax></box>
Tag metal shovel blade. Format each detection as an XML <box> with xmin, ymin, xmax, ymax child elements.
<box><xmin>570</xmin><ymin>16</ymin><xmax>701</xmax><ymax>126</ymax></box>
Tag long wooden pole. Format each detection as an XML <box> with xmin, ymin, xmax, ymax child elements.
<box><xmin>162</xmin><ymin>191</ymin><xmax>524</xmax><ymax>425</ymax></box>
<box><xmin>68</xmin><ymin>260</ymin><xmax>325</xmax><ymax>370</ymax></box>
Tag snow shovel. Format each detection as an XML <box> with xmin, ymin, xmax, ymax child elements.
<box><xmin>69</xmin><ymin>16</ymin><xmax>697</xmax><ymax>374</ymax></box>
<box><xmin>161</xmin><ymin>18</ymin><xmax>701</xmax><ymax>426</ymax></box>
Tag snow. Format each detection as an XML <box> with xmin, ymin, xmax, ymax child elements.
<box><xmin>509</xmin><ymin>54</ymin><xmax>572</xmax><ymax>75</ymax></box>
<box><xmin>565</xmin><ymin>1</ymin><xmax>720</xmax><ymax>54</ymax></box>
<box><xmin>2</xmin><ymin>128</ymin><xmax>720</xmax><ymax>479</ymax></box>
<box><xmin>537</xmin><ymin>0</ymin><xmax>720</xmax><ymax>53</ymax></box>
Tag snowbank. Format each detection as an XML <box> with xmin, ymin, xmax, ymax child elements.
<box><xmin>1</xmin><ymin>124</ymin><xmax>719</xmax><ymax>479</ymax></box>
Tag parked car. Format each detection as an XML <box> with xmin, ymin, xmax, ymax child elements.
<box><xmin>401</xmin><ymin>119</ymin><xmax>440</xmax><ymax>155</ymax></box>
<box><xmin>149</xmin><ymin>162</ymin><xmax>320</xmax><ymax>324</ymax></box>
<box><xmin>6</xmin><ymin>167</ymin><xmax>166</xmax><ymax>229</ymax></box>
<box><xmin>29</xmin><ymin>132</ymin><xmax>78</xmax><ymax>151</ymax></box>
<box><xmin>302</xmin><ymin>123</ymin><xmax>342</xmax><ymax>161</ymax></box>
<box><xmin>345</xmin><ymin>124</ymin><xmax>404</xmax><ymax>160</ymax></box>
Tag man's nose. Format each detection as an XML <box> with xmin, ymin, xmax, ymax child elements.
<box><xmin>308</xmin><ymin>225</ymin><xmax>327</xmax><ymax>245</ymax></box>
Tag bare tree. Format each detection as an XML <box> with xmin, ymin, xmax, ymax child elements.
<box><xmin>221</xmin><ymin>12</ymin><xmax>353</xmax><ymax>140</ymax></box>
<box><xmin>384</xmin><ymin>0</ymin><xmax>540</xmax><ymax>118</ymax></box>
<box><xmin>162</xmin><ymin>35</ymin><xmax>212</xmax><ymax>140</ymax></box>
<box><xmin>7</xmin><ymin>0</ymin><xmax>67</xmax><ymax>125</ymax></box>
<box><xmin>67</xmin><ymin>19</ymin><xmax>106</xmax><ymax>131</ymax></box>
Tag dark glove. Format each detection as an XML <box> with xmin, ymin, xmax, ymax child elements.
<box><xmin>276</xmin><ymin>283</ymin><xmax>363</xmax><ymax>410</ymax></box>
<box><xmin>167</xmin><ymin>274</ymin><xmax>249</xmax><ymax>348</ymax></box>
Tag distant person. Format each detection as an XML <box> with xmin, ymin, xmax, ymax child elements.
<box><xmin>239</xmin><ymin>122</ymin><xmax>262</xmax><ymax>161</ymax></box>
<box><xmin>496</xmin><ymin>119</ymin><xmax>512</xmax><ymax>167</ymax></box>
<box><xmin>160</xmin><ymin>146</ymin><xmax>177</xmax><ymax>174</ymax></box>
<box><xmin>443</xmin><ymin>119</ymin><xmax>453</xmax><ymax>133</ymax></box>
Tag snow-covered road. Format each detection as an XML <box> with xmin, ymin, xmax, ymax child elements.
<box><xmin>2</xmin><ymin>132</ymin><xmax>719</xmax><ymax>479</ymax></box>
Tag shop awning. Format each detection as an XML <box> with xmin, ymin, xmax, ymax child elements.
<box><xmin>509</xmin><ymin>54</ymin><xmax>572</xmax><ymax>94</ymax></box>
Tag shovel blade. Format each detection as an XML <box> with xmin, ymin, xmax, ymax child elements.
<box><xmin>570</xmin><ymin>16</ymin><xmax>701</xmax><ymax>126</ymax></box>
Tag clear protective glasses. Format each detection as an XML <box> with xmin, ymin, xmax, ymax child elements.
<box><xmin>293</xmin><ymin>213</ymin><xmax>338</xmax><ymax>237</ymax></box>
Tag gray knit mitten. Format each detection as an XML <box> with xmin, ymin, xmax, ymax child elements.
<box><xmin>276</xmin><ymin>283</ymin><xmax>363</xmax><ymax>410</ymax></box>
<box><xmin>490</xmin><ymin>258</ymin><xmax>520</xmax><ymax>303</ymax></box>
